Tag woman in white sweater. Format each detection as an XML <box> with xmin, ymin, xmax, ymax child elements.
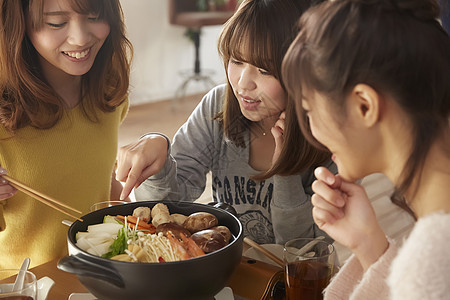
<box><xmin>281</xmin><ymin>0</ymin><xmax>450</xmax><ymax>298</ymax></box>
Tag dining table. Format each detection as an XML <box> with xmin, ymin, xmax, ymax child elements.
<box><xmin>28</xmin><ymin>258</ymin><xmax>89</xmax><ymax>299</ymax></box>
<box><xmin>1</xmin><ymin>250</ymin><xmax>285</xmax><ymax>300</ymax></box>
<box><xmin>1</xmin><ymin>233</ymin><xmax>289</xmax><ymax>300</ymax></box>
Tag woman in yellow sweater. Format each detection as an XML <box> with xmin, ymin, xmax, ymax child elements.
<box><xmin>0</xmin><ymin>0</ymin><xmax>132</xmax><ymax>270</ymax></box>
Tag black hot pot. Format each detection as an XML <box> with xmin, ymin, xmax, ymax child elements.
<box><xmin>57</xmin><ymin>201</ymin><xmax>243</xmax><ymax>300</ymax></box>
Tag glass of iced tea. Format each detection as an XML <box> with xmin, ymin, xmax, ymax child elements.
<box><xmin>283</xmin><ymin>238</ymin><xmax>338</xmax><ymax>300</ymax></box>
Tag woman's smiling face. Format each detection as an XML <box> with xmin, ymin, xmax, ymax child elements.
<box><xmin>26</xmin><ymin>0</ymin><xmax>110</xmax><ymax>79</ymax></box>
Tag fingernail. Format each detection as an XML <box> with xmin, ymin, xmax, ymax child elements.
<box><xmin>326</xmin><ymin>176</ymin><xmax>334</xmax><ymax>185</ymax></box>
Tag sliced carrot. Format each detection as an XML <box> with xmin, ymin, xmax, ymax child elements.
<box><xmin>126</xmin><ymin>215</ymin><xmax>153</xmax><ymax>229</ymax></box>
<box><xmin>115</xmin><ymin>215</ymin><xmax>126</xmax><ymax>223</ymax></box>
<box><xmin>115</xmin><ymin>215</ymin><xmax>156</xmax><ymax>233</ymax></box>
<box><xmin>138</xmin><ymin>226</ymin><xmax>156</xmax><ymax>234</ymax></box>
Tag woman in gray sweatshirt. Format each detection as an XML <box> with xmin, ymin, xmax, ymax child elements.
<box><xmin>116</xmin><ymin>0</ymin><xmax>335</xmax><ymax>244</ymax></box>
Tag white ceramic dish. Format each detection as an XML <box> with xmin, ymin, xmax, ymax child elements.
<box><xmin>0</xmin><ymin>276</ymin><xmax>54</xmax><ymax>300</ymax></box>
<box><xmin>243</xmin><ymin>244</ymin><xmax>284</xmax><ymax>267</ymax></box>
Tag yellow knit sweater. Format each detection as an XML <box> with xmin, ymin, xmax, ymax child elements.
<box><xmin>0</xmin><ymin>100</ymin><xmax>128</xmax><ymax>269</ymax></box>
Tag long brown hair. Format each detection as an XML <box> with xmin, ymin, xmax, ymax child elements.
<box><xmin>282</xmin><ymin>0</ymin><xmax>450</xmax><ymax>217</ymax></box>
<box><xmin>0</xmin><ymin>0</ymin><xmax>132</xmax><ymax>132</ymax></box>
<box><xmin>216</xmin><ymin>0</ymin><xmax>330</xmax><ymax>178</ymax></box>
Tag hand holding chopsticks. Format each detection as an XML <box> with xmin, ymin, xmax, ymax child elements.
<box><xmin>2</xmin><ymin>174</ymin><xmax>83</xmax><ymax>222</ymax></box>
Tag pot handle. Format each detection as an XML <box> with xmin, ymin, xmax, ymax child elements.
<box><xmin>57</xmin><ymin>255</ymin><xmax>125</xmax><ymax>288</ymax></box>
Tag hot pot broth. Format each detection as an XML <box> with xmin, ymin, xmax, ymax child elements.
<box><xmin>74</xmin><ymin>202</ymin><xmax>235</xmax><ymax>262</ymax></box>
<box><xmin>59</xmin><ymin>201</ymin><xmax>243</xmax><ymax>300</ymax></box>
<box><xmin>70</xmin><ymin>202</ymin><xmax>239</xmax><ymax>258</ymax></box>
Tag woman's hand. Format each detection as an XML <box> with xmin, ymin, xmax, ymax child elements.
<box><xmin>271</xmin><ymin>112</ymin><xmax>285</xmax><ymax>165</ymax></box>
<box><xmin>110</xmin><ymin>172</ymin><xmax>131</xmax><ymax>202</ymax></box>
<box><xmin>116</xmin><ymin>135</ymin><xmax>168</xmax><ymax>200</ymax></box>
<box><xmin>312</xmin><ymin>167</ymin><xmax>388</xmax><ymax>270</ymax></box>
<box><xmin>0</xmin><ymin>167</ymin><xmax>17</xmax><ymax>201</ymax></box>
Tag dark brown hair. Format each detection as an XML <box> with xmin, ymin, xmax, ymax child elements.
<box><xmin>282</xmin><ymin>0</ymin><xmax>450</xmax><ymax>217</ymax></box>
<box><xmin>0</xmin><ymin>0</ymin><xmax>132</xmax><ymax>132</ymax></box>
<box><xmin>217</xmin><ymin>0</ymin><xmax>330</xmax><ymax>178</ymax></box>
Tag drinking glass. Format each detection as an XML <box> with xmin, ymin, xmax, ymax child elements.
<box><xmin>0</xmin><ymin>269</ymin><xmax>36</xmax><ymax>299</ymax></box>
<box><xmin>89</xmin><ymin>200</ymin><xmax>128</xmax><ymax>212</ymax></box>
<box><xmin>283</xmin><ymin>238</ymin><xmax>338</xmax><ymax>300</ymax></box>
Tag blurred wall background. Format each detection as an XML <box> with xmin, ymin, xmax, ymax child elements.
<box><xmin>120</xmin><ymin>0</ymin><xmax>227</xmax><ymax>105</ymax></box>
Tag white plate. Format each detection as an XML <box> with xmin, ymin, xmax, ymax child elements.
<box><xmin>68</xmin><ymin>293</ymin><xmax>97</xmax><ymax>300</ymax></box>
<box><xmin>243</xmin><ymin>244</ymin><xmax>284</xmax><ymax>267</ymax></box>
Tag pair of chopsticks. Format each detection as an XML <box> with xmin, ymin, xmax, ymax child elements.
<box><xmin>244</xmin><ymin>237</ymin><xmax>284</xmax><ymax>267</ymax></box>
<box><xmin>3</xmin><ymin>174</ymin><xmax>83</xmax><ymax>222</ymax></box>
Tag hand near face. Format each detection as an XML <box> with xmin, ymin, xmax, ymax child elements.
<box><xmin>116</xmin><ymin>135</ymin><xmax>168</xmax><ymax>200</ymax></box>
<box><xmin>0</xmin><ymin>167</ymin><xmax>17</xmax><ymax>201</ymax></box>
<box><xmin>312</xmin><ymin>167</ymin><xmax>388</xmax><ymax>270</ymax></box>
<box><xmin>270</xmin><ymin>111</ymin><xmax>285</xmax><ymax>165</ymax></box>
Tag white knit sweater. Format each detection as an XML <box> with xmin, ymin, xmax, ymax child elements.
<box><xmin>324</xmin><ymin>212</ymin><xmax>450</xmax><ymax>299</ymax></box>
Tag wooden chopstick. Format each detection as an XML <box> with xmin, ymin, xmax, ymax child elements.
<box><xmin>3</xmin><ymin>175</ymin><xmax>83</xmax><ymax>222</ymax></box>
<box><xmin>9</xmin><ymin>181</ymin><xmax>83</xmax><ymax>222</ymax></box>
<box><xmin>243</xmin><ymin>237</ymin><xmax>284</xmax><ymax>267</ymax></box>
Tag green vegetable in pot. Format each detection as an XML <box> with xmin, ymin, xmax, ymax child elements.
<box><xmin>103</xmin><ymin>227</ymin><xmax>128</xmax><ymax>259</ymax></box>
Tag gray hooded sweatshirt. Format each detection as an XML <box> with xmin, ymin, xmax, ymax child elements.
<box><xmin>135</xmin><ymin>84</ymin><xmax>335</xmax><ymax>244</ymax></box>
